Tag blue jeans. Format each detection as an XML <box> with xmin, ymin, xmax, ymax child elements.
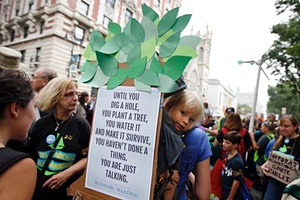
<box><xmin>264</xmin><ymin>177</ymin><xmax>286</xmax><ymax>200</ymax></box>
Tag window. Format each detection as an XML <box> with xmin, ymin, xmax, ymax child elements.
<box><xmin>10</xmin><ymin>30</ymin><xmax>15</xmax><ymax>42</ymax></box>
<box><xmin>29</xmin><ymin>2</ymin><xmax>34</xmax><ymax>11</ymax></box>
<box><xmin>106</xmin><ymin>0</ymin><xmax>115</xmax><ymax>9</ymax></box>
<box><xmin>0</xmin><ymin>34</ymin><xmax>2</xmax><ymax>45</ymax></box>
<box><xmin>16</xmin><ymin>9</ymin><xmax>19</xmax><ymax>16</ymax></box>
<box><xmin>78</xmin><ymin>1</ymin><xmax>89</xmax><ymax>15</ymax></box>
<box><xmin>36</xmin><ymin>48</ymin><xmax>41</xmax><ymax>62</ymax></box>
<box><xmin>154</xmin><ymin>0</ymin><xmax>160</xmax><ymax>7</ymax></box>
<box><xmin>102</xmin><ymin>16</ymin><xmax>112</xmax><ymax>29</ymax></box>
<box><xmin>40</xmin><ymin>21</ymin><xmax>45</xmax><ymax>34</ymax></box>
<box><xmin>20</xmin><ymin>50</ymin><xmax>26</xmax><ymax>62</ymax></box>
<box><xmin>125</xmin><ymin>9</ymin><xmax>132</xmax><ymax>23</ymax></box>
<box><xmin>24</xmin><ymin>26</ymin><xmax>29</xmax><ymax>38</ymax></box>
<box><xmin>75</xmin><ymin>26</ymin><xmax>85</xmax><ymax>43</ymax></box>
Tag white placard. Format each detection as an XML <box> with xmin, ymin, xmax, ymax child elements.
<box><xmin>85</xmin><ymin>86</ymin><xmax>161</xmax><ymax>200</ymax></box>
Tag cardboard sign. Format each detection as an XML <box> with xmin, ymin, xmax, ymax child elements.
<box><xmin>267</xmin><ymin>151</ymin><xmax>300</xmax><ymax>185</ymax></box>
<box><xmin>85</xmin><ymin>86</ymin><xmax>161</xmax><ymax>200</ymax></box>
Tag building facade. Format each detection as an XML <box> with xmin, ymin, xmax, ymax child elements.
<box><xmin>0</xmin><ymin>0</ymin><xmax>183</xmax><ymax>92</ymax></box>
<box><xmin>206</xmin><ymin>78</ymin><xmax>237</xmax><ymax>115</ymax></box>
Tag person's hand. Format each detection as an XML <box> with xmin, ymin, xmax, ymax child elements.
<box><xmin>261</xmin><ymin>161</ymin><xmax>270</xmax><ymax>176</ymax></box>
<box><xmin>42</xmin><ymin>170</ymin><xmax>71</xmax><ymax>190</ymax></box>
<box><xmin>213</xmin><ymin>139</ymin><xmax>219</xmax><ymax>147</ymax></box>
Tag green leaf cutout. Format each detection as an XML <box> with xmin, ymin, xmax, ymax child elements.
<box><xmin>85</xmin><ymin>66</ymin><xmax>109</xmax><ymax>88</ymax></box>
<box><xmin>134</xmin><ymin>79</ymin><xmax>151</xmax><ymax>92</ymax></box>
<box><xmin>90</xmin><ymin>30</ymin><xmax>105</xmax><ymax>52</ymax></box>
<box><xmin>78</xmin><ymin>61</ymin><xmax>98</xmax><ymax>83</ymax></box>
<box><xmin>130</xmin><ymin>18</ymin><xmax>145</xmax><ymax>42</ymax></box>
<box><xmin>142</xmin><ymin>4</ymin><xmax>159</xmax><ymax>24</ymax></box>
<box><xmin>178</xmin><ymin>36</ymin><xmax>202</xmax><ymax>49</ymax></box>
<box><xmin>141</xmin><ymin>17</ymin><xmax>158</xmax><ymax>41</ymax></box>
<box><xmin>128</xmin><ymin>57</ymin><xmax>147</xmax><ymax>78</ymax></box>
<box><xmin>171</xmin><ymin>14</ymin><xmax>192</xmax><ymax>33</ymax></box>
<box><xmin>108</xmin><ymin>22</ymin><xmax>122</xmax><ymax>35</ymax></box>
<box><xmin>83</xmin><ymin>43</ymin><xmax>97</xmax><ymax>61</ymax></box>
<box><xmin>163</xmin><ymin>56</ymin><xmax>192</xmax><ymax>80</ymax></box>
<box><xmin>107</xmin><ymin>68</ymin><xmax>129</xmax><ymax>89</ymax></box>
<box><xmin>141</xmin><ymin>37</ymin><xmax>156</xmax><ymax>62</ymax></box>
<box><xmin>100</xmin><ymin>36</ymin><xmax>120</xmax><ymax>54</ymax></box>
<box><xmin>127</xmin><ymin>44</ymin><xmax>141</xmax><ymax>65</ymax></box>
<box><xmin>135</xmin><ymin>69</ymin><xmax>160</xmax><ymax>86</ymax></box>
<box><xmin>96</xmin><ymin>51</ymin><xmax>118</xmax><ymax>76</ymax></box>
<box><xmin>115</xmin><ymin>34</ymin><xmax>138</xmax><ymax>54</ymax></box>
<box><xmin>162</xmin><ymin>46</ymin><xmax>198</xmax><ymax>62</ymax></box>
<box><xmin>157</xmin><ymin>73</ymin><xmax>180</xmax><ymax>93</ymax></box>
<box><xmin>149</xmin><ymin>57</ymin><xmax>163</xmax><ymax>75</ymax></box>
<box><xmin>157</xmin><ymin>29</ymin><xmax>175</xmax><ymax>46</ymax></box>
<box><xmin>157</xmin><ymin>7</ymin><xmax>179</xmax><ymax>36</ymax></box>
<box><xmin>159</xmin><ymin>31</ymin><xmax>181</xmax><ymax>58</ymax></box>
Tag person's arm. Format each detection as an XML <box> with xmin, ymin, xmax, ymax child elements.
<box><xmin>42</xmin><ymin>157</ymin><xmax>87</xmax><ymax>189</ymax></box>
<box><xmin>206</xmin><ymin>128</ymin><xmax>218</xmax><ymax>136</ymax></box>
<box><xmin>249</xmin><ymin>131</ymin><xmax>260</xmax><ymax>150</ymax></box>
<box><xmin>194</xmin><ymin>158</ymin><xmax>211</xmax><ymax>199</ymax></box>
<box><xmin>1</xmin><ymin>158</ymin><xmax>37</xmax><ymax>200</ymax></box>
<box><xmin>226</xmin><ymin>179</ymin><xmax>240</xmax><ymax>200</ymax></box>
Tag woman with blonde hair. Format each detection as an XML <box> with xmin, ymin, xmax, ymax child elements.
<box><xmin>262</xmin><ymin>115</ymin><xmax>300</xmax><ymax>200</ymax></box>
<box><xmin>28</xmin><ymin>77</ymin><xmax>90</xmax><ymax>200</ymax></box>
<box><xmin>0</xmin><ymin>68</ymin><xmax>37</xmax><ymax>200</ymax></box>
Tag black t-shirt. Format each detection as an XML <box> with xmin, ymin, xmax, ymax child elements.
<box><xmin>29</xmin><ymin>112</ymin><xmax>90</xmax><ymax>200</ymax></box>
<box><xmin>221</xmin><ymin>152</ymin><xmax>243</xmax><ymax>200</ymax></box>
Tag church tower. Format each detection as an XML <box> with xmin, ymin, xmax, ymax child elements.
<box><xmin>183</xmin><ymin>25</ymin><xmax>212</xmax><ymax>100</ymax></box>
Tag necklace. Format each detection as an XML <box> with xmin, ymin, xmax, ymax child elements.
<box><xmin>54</xmin><ymin>118</ymin><xmax>66</xmax><ymax>131</ymax></box>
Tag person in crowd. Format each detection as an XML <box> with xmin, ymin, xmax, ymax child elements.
<box><xmin>32</xmin><ymin>67</ymin><xmax>58</xmax><ymax>94</ymax></box>
<box><xmin>7</xmin><ymin>67</ymin><xmax>57</xmax><ymax>151</ymax></box>
<box><xmin>28</xmin><ymin>77</ymin><xmax>90</xmax><ymax>200</ymax></box>
<box><xmin>0</xmin><ymin>68</ymin><xmax>37</xmax><ymax>199</ymax></box>
<box><xmin>218</xmin><ymin>107</ymin><xmax>235</xmax><ymax>129</ymax></box>
<box><xmin>86</xmin><ymin>93</ymin><xmax>97</xmax><ymax>124</ymax></box>
<box><xmin>221</xmin><ymin>131</ymin><xmax>244</xmax><ymax>200</ymax></box>
<box><xmin>214</xmin><ymin>112</ymin><xmax>252</xmax><ymax>162</ymax></box>
<box><xmin>250</xmin><ymin>120</ymin><xmax>276</xmax><ymax>198</ymax></box>
<box><xmin>203</xmin><ymin>101</ymin><xmax>211</xmax><ymax>114</ymax></box>
<box><xmin>267</xmin><ymin>113</ymin><xmax>276</xmax><ymax>122</ymax></box>
<box><xmin>163</xmin><ymin>90</ymin><xmax>211</xmax><ymax>199</ymax></box>
<box><xmin>262</xmin><ymin>115</ymin><xmax>300</xmax><ymax>200</ymax></box>
<box><xmin>75</xmin><ymin>91</ymin><xmax>90</xmax><ymax>121</ymax></box>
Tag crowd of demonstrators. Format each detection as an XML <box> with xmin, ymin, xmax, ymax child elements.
<box><xmin>27</xmin><ymin>77</ymin><xmax>91</xmax><ymax>200</ymax></box>
<box><xmin>0</xmin><ymin>68</ymin><xmax>37</xmax><ymax>199</ymax></box>
<box><xmin>261</xmin><ymin>115</ymin><xmax>300</xmax><ymax>200</ymax></box>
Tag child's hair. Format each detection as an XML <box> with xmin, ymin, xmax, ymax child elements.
<box><xmin>223</xmin><ymin>131</ymin><xmax>242</xmax><ymax>145</ymax></box>
<box><xmin>164</xmin><ymin>90</ymin><xmax>203</xmax><ymax>124</ymax></box>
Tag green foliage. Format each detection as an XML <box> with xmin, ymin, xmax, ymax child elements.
<box><xmin>267</xmin><ymin>1</ymin><xmax>300</xmax><ymax>96</ymax></box>
<box><xmin>79</xmin><ymin>4</ymin><xmax>201</xmax><ymax>92</ymax></box>
<box><xmin>267</xmin><ymin>82</ymin><xmax>300</xmax><ymax>120</ymax></box>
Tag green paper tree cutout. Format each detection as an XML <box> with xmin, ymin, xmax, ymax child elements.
<box><xmin>79</xmin><ymin>4</ymin><xmax>202</xmax><ymax>93</ymax></box>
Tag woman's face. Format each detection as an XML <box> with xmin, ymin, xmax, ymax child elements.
<box><xmin>168</xmin><ymin>106</ymin><xmax>196</xmax><ymax>132</ymax></box>
<box><xmin>260</xmin><ymin>123</ymin><xmax>269</xmax><ymax>134</ymax></box>
<box><xmin>14</xmin><ymin>96</ymin><xmax>36</xmax><ymax>140</ymax></box>
<box><xmin>56</xmin><ymin>83</ymin><xmax>78</xmax><ymax>112</ymax></box>
<box><xmin>280</xmin><ymin>119</ymin><xmax>298</xmax><ymax>138</ymax></box>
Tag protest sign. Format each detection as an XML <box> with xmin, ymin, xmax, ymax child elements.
<box><xmin>85</xmin><ymin>86</ymin><xmax>161</xmax><ymax>200</ymax></box>
<box><xmin>267</xmin><ymin>151</ymin><xmax>299</xmax><ymax>185</ymax></box>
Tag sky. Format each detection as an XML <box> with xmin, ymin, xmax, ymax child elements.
<box><xmin>180</xmin><ymin>1</ymin><xmax>290</xmax><ymax>111</ymax></box>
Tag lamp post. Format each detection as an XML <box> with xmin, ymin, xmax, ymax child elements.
<box><xmin>65</xmin><ymin>33</ymin><xmax>82</xmax><ymax>79</ymax></box>
<box><xmin>238</xmin><ymin>47</ymin><xmax>271</xmax><ymax>132</ymax></box>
